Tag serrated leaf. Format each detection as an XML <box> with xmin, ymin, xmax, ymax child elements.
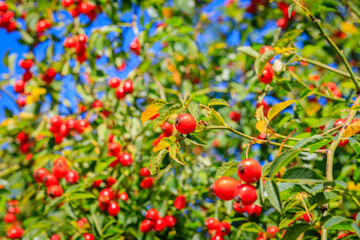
<box><xmin>275</xmin><ymin>30</ymin><xmax>303</xmax><ymax>48</ymax></box>
<box><xmin>215</xmin><ymin>161</ymin><xmax>239</xmax><ymax>179</ymax></box>
<box><xmin>188</xmin><ymin>101</ymin><xmax>200</xmax><ymax>120</ymax></box>
<box><xmin>269</xmin><ymin>149</ymin><xmax>300</xmax><ymax>178</ymax></box>
<box><xmin>293</xmin><ymin>134</ymin><xmax>323</xmax><ymax>149</ymax></box>
<box><xmin>283</xmin><ymin>223</ymin><xmax>310</xmax><ymax>240</ymax></box>
<box><xmin>149</xmin><ymin>149</ymin><xmax>168</xmax><ymax>176</ymax></box>
<box><xmin>265</xmin><ymin>179</ymin><xmax>282</xmax><ymax>212</ymax></box>
<box><xmin>324</xmin><ymin>216</ymin><xmax>353</xmax><ymax>230</ymax></box>
<box><xmin>185</xmin><ymin>133</ymin><xmax>207</xmax><ymax>146</ymax></box>
<box><xmin>208</xmin><ymin>98</ymin><xmax>229</xmax><ymax>107</ymax></box>
<box><xmin>208</xmin><ymin>108</ymin><xmax>227</xmax><ymax>126</ymax></box>
<box><xmin>349</xmin><ymin>137</ymin><xmax>360</xmax><ymax>154</ymax></box>
<box><xmin>309</xmin><ymin>138</ymin><xmax>332</xmax><ymax>154</ymax></box>
<box><xmin>255</xmin><ymin>120</ymin><xmax>267</xmax><ymax>133</ymax></box>
<box><xmin>343</xmin><ymin>120</ymin><xmax>360</xmax><ymax>138</ymax></box>
<box><xmin>169</xmin><ymin>145</ymin><xmax>185</xmax><ymax>165</ymax></box>
<box><xmin>282</xmin><ymin>167</ymin><xmax>324</xmax><ymax>180</ymax></box>
<box><xmin>309</xmin><ymin>192</ymin><xmax>339</xmax><ymax>206</ymax></box>
<box><xmin>255</xmin><ymin>50</ymin><xmax>276</xmax><ymax>75</ymax></box>
<box><xmin>141</xmin><ymin>99</ymin><xmax>167</xmax><ymax>124</ymax></box>
<box><xmin>153</xmin><ymin>103</ymin><xmax>182</xmax><ymax>130</ymax></box>
<box><xmin>267</xmin><ymin>100</ymin><xmax>296</xmax><ymax>121</ymax></box>
<box><xmin>237</xmin><ymin>46</ymin><xmax>260</xmax><ymax>59</ymax></box>
<box><xmin>152</xmin><ymin>136</ymin><xmax>176</xmax><ymax>152</ymax></box>
<box><xmin>240</xmin><ymin>222</ymin><xmax>263</xmax><ymax>232</ymax></box>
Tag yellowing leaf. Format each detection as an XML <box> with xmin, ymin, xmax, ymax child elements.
<box><xmin>152</xmin><ymin>136</ymin><xmax>176</xmax><ymax>152</ymax></box>
<box><xmin>141</xmin><ymin>99</ymin><xmax>166</xmax><ymax>124</ymax></box>
<box><xmin>209</xmin><ymin>43</ymin><xmax>227</xmax><ymax>54</ymax></box>
<box><xmin>256</xmin><ymin>120</ymin><xmax>267</xmax><ymax>133</ymax></box>
<box><xmin>267</xmin><ymin>100</ymin><xmax>296</xmax><ymax>121</ymax></box>
<box><xmin>273</xmin><ymin>46</ymin><xmax>296</xmax><ymax>54</ymax></box>
<box><xmin>305</xmin><ymin>100</ymin><xmax>321</xmax><ymax>117</ymax></box>
<box><xmin>343</xmin><ymin>120</ymin><xmax>360</xmax><ymax>138</ymax></box>
<box><xmin>173</xmin><ymin>71</ymin><xmax>181</xmax><ymax>87</ymax></box>
<box><xmin>341</xmin><ymin>22</ymin><xmax>358</xmax><ymax>35</ymax></box>
<box><xmin>255</xmin><ymin>105</ymin><xmax>264</xmax><ymax>121</ymax></box>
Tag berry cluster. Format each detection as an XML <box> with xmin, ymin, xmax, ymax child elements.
<box><xmin>35</xmin><ymin>19</ymin><xmax>51</xmax><ymax>36</ymax></box>
<box><xmin>61</xmin><ymin>0</ymin><xmax>98</xmax><ymax>20</ymax></box>
<box><xmin>49</xmin><ymin>115</ymin><xmax>89</xmax><ymax>144</ymax></box>
<box><xmin>140</xmin><ymin>208</ymin><xmax>177</xmax><ymax>233</ymax></box>
<box><xmin>276</xmin><ymin>2</ymin><xmax>295</xmax><ymax>30</ymax></box>
<box><xmin>258</xmin><ymin>46</ymin><xmax>275</xmax><ymax>84</ymax></box>
<box><xmin>63</xmin><ymin>34</ymin><xmax>88</xmax><ymax>63</ymax></box>
<box><xmin>0</xmin><ymin>2</ymin><xmax>16</xmax><ymax>33</ymax></box>
<box><xmin>16</xmin><ymin>131</ymin><xmax>33</xmax><ymax>154</ymax></box>
<box><xmin>139</xmin><ymin>167</ymin><xmax>154</xmax><ymax>189</ymax></box>
<box><xmin>98</xmin><ymin>188</ymin><xmax>120</xmax><ymax>216</ymax></box>
<box><xmin>205</xmin><ymin>217</ymin><xmax>231</xmax><ymax>240</ymax></box>
<box><xmin>108</xmin><ymin>77</ymin><xmax>134</xmax><ymax>100</ymax></box>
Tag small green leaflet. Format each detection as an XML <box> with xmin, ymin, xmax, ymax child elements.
<box><xmin>150</xmin><ymin>149</ymin><xmax>168</xmax><ymax>176</ymax></box>
<box><xmin>265</xmin><ymin>179</ymin><xmax>282</xmax><ymax>212</ymax></box>
<box><xmin>254</xmin><ymin>50</ymin><xmax>276</xmax><ymax>75</ymax></box>
<box><xmin>208</xmin><ymin>108</ymin><xmax>227</xmax><ymax>127</ymax></box>
<box><xmin>169</xmin><ymin>145</ymin><xmax>186</xmax><ymax>165</ymax></box>
<box><xmin>237</xmin><ymin>46</ymin><xmax>260</xmax><ymax>59</ymax></box>
<box><xmin>185</xmin><ymin>133</ymin><xmax>207</xmax><ymax>146</ymax></box>
<box><xmin>215</xmin><ymin>161</ymin><xmax>239</xmax><ymax>179</ymax></box>
<box><xmin>208</xmin><ymin>98</ymin><xmax>229</xmax><ymax>107</ymax></box>
<box><xmin>188</xmin><ymin>101</ymin><xmax>200</xmax><ymax>120</ymax></box>
<box><xmin>269</xmin><ymin>149</ymin><xmax>300</xmax><ymax>178</ymax></box>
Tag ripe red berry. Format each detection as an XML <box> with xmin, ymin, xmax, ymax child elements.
<box><xmin>52</xmin><ymin>157</ymin><xmax>69</xmax><ymax>178</ymax></box>
<box><xmin>229</xmin><ymin>111</ymin><xmax>241</xmax><ymax>122</ymax></box>
<box><xmin>140</xmin><ymin>177</ymin><xmax>154</xmax><ymax>188</ymax></box>
<box><xmin>33</xmin><ymin>168</ymin><xmax>49</xmax><ymax>183</ymax></box>
<box><xmin>339</xmin><ymin>139</ymin><xmax>349</xmax><ymax>147</ymax></box>
<box><xmin>0</xmin><ymin>2</ymin><xmax>8</xmax><ymax>12</ymax></box>
<box><xmin>140</xmin><ymin>219</ymin><xmax>154</xmax><ymax>233</ymax></box>
<box><xmin>50</xmin><ymin>234</ymin><xmax>61</xmax><ymax>240</ymax></box>
<box><xmin>119</xmin><ymin>152</ymin><xmax>133</xmax><ymax>166</ymax></box>
<box><xmin>47</xmin><ymin>185</ymin><xmax>63</xmax><ymax>198</ymax></box>
<box><xmin>233</xmin><ymin>184</ymin><xmax>257</xmax><ymax>205</ymax></box>
<box><xmin>62</xmin><ymin>0</ymin><xmax>74</xmax><ymax>7</ymax></box>
<box><xmin>92</xmin><ymin>179</ymin><xmax>102</xmax><ymax>188</ymax></box>
<box><xmin>64</xmin><ymin>37</ymin><xmax>76</xmax><ymax>48</ymax></box>
<box><xmin>106</xmin><ymin>176</ymin><xmax>116</xmax><ymax>187</ymax></box>
<box><xmin>83</xmin><ymin>233</ymin><xmax>94</xmax><ymax>240</ymax></box>
<box><xmin>7</xmin><ymin>227</ymin><xmax>23</xmax><ymax>239</ymax></box>
<box><xmin>160</xmin><ymin>122</ymin><xmax>173</xmax><ymax>136</ymax></box>
<box><xmin>211</xmin><ymin>234</ymin><xmax>224</xmax><ymax>240</ymax></box>
<box><xmin>237</xmin><ymin>158</ymin><xmax>262</xmax><ymax>183</ymax></box>
<box><xmin>108</xmin><ymin>142</ymin><xmax>121</xmax><ymax>155</ymax></box>
<box><xmin>130</xmin><ymin>38</ymin><xmax>140</xmax><ymax>55</ymax></box>
<box><xmin>65</xmin><ymin>170</ymin><xmax>79</xmax><ymax>185</ymax></box>
<box><xmin>119</xmin><ymin>192</ymin><xmax>128</xmax><ymax>201</ymax></box>
<box><xmin>277</xmin><ymin>17</ymin><xmax>287</xmax><ymax>30</ymax></box>
<box><xmin>334</xmin><ymin>119</ymin><xmax>345</xmax><ymax>128</ymax></box>
<box><xmin>155</xmin><ymin>217</ymin><xmax>167</xmax><ymax>232</ymax></box>
<box><xmin>76</xmin><ymin>119</ymin><xmax>89</xmax><ymax>133</ymax></box>
<box><xmin>259</xmin><ymin>62</ymin><xmax>274</xmax><ymax>84</ymax></box>
<box><xmin>50</xmin><ymin>116</ymin><xmax>63</xmax><ymax>129</ymax></box>
<box><xmin>44</xmin><ymin>173</ymin><xmax>59</xmax><ymax>187</ymax></box>
<box><xmin>16</xmin><ymin>131</ymin><xmax>28</xmax><ymax>144</ymax></box>
<box><xmin>107</xmin><ymin>201</ymin><xmax>120</xmax><ymax>216</ymax></box>
<box><xmin>174</xmin><ymin>195</ymin><xmax>186</xmax><ymax>210</ymax></box>
<box><xmin>267</xmin><ymin>226</ymin><xmax>279</xmax><ymax>238</ymax></box>
<box><xmin>211</xmin><ymin>177</ymin><xmax>240</xmax><ymax>201</ymax></box>
<box><xmin>115</xmin><ymin>87</ymin><xmax>125</xmax><ymax>99</ymax></box>
<box><xmin>259</xmin><ymin>45</ymin><xmax>273</xmax><ymax>55</ymax></box>
<box><xmin>205</xmin><ymin>218</ymin><xmax>220</xmax><ymax>230</ymax></box>
<box><xmin>123</xmin><ymin>79</ymin><xmax>133</xmax><ymax>94</ymax></box>
<box><xmin>23</xmin><ymin>70</ymin><xmax>32</xmax><ymax>82</ymax></box>
<box><xmin>217</xmin><ymin>221</ymin><xmax>231</xmax><ymax>235</ymax></box>
<box><xmin>140</xmin><ymin>167</ymin><xmax>151</xmax><ymax>177</ymax></box>
<box><xmin>58</xmin><ymin>124</ymin><xmax>69</xmax><ymax>137</ymax></box>
<box><xmin>77</xmin><ymin>34</ymin><xmax>88</xmax><ymax>43</ymax></box>
<box><xmin>175</xmin><ymin>113</ymin><xmax>197</xmax><ymax>134</ymax></box>
<box><xmin>233</xmin><ymin>202</ymin><xmax>246</xmax><ymax>213</ymax></box>
<box><xmin>146</xmin><ymin>208</ymin><xmax>159</xmax><ymax>220</ymax></box>
<box><xmin>14</xmin><ymin>80</ymin><xmax>25</xmax><ymax>93</ymax></box>
<box><xmin>108</xmin><ymin>77</ymin><xmax>121</xmax><ymax>88</ymax></box>
<box><xmin>302</xmin><ymin>213</ymin><xmax>312</xmax><ymax>222</ymax></box>
<box><xmin>98</xmin><ymin>188</ymin><xmax>113</xmax><ymax>205</ymax></box>
<box><xmin>19</xmin><ymin>59</ymin><xmax>33</xmax><ymax>69</ymax></box>
<box><xmin>244</xmin><ymin>204</ymin><xmax>262</xmax><ymax>216</ymax></box>
<box><xmin>164</xmin><ymin>215</ymin><xmax>177</xmax><ymax>227</ymax></box>
<box><xmin>4</xmin><ymin>212</ymin><xmax>16</xmax><ymax>223</ymax></box>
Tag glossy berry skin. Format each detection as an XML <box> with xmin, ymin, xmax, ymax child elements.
<box><xmin>175</xmin><ymin>113</ymin><xmax>197</xmax><ymax>134</ymax></box>
<box><xmin>237</xmin><ymin>158</ymin><xmax>262</xmax><ymax>183</ymax></box>
<box><xmin>33</xmin><ymin>168</ymin><xmax>49</xmax><ymax>183</ymax></box>
<box><xmin>98</xmin><ymin>188</ymin><xmax>113</xmax><ymax>205</ymax></box>
<box><xmin>205</xmin><ymin>218</ymin><xmax>220</xmax><ymax>230</ymax></box>
<box><xmin>140</xmin><ymin>219</ymin><xmax>154</xmax><ymax>233</ymax></box>
<box><xmin>62</xmin><ymin>0</ymin><xmax>74</xmax><ymax>7</ymax></box>
<box><xmin>50</xmin><ymin>234</ymin><xmax>61</xmax><ymax>240</ymax></box>
<box><xmin>123</xmin><ymin>79</ymin><xmax>133</xmax><ymax>94</ymax></box>
<box><xmin>92</xmin><ymin>179</ymin><xmax>102</xmax><ymax>188</ymax></box>
<box><xmin>211</xmin><ymin>234</ymin><xmax>224</xmax><ymax>240</ymax></box>
<box><xmin>52</xmin><ymin>157</ymin><xmax>69</xmax><ymax>179</ymax></box>
<box><xmin>119</xmin><ymin>192</ymin><xmax>128</xmax><ymax>201</ymax></box>
<box><xmin>108</xmin><ymin>142</ymin><xmax>121</xmax><ymax>155</ymax></box>
<box><xmin>339</xmin><ymin>140</ymin><xmax>349</xmax><ymax>147</ymax></box>
<box><xmin>212</xmin><ymin>177</ymin><xmax>240</xmax><ymax>201</ymax></box>
<box><xmin>47</xmin><ymin>185</ymin><xmax>63</xmax><ymax>198</ymax></box>
<box><xmin>14</xmin><ymin>80</ymin><xmax>25</xmax><ymax>93</ymax></box>
<box><xmin>43</xmin><ymin>173</ymin><xmax>59</xmax><ymax>187</ymax></box>
<box><xmin>4</xmin><ymin>212</ymin><xmax>16</xmax><ymax>223</ymax></box>
<box><xmin>140</xmin><ymin>177</ymin><xmax>154</xmax><ymax>188</ymax></box>
<box><xmin>160</xmin><ymin>122</ymin><xmax>173</xmax><ymax>136</ymax></box>
<box><xmin>259</xmin><ymin>62</ymin><xmax>274</xmax><ymax>84</ymax></box>
<box><xmin>108</xmin><ymin>77</ymin><xmax>121</xmax><ymax>88</ymax></box>
<box><xmin>106</xmin><ymin>176</ymin><xmax>116</xmax><ymax>187</ymax></box>
<box><xmin>259</xmin><ymin>45</ymin><xmax>273</xmax><ymax>55</ymax></box>
<box><xmin>7</xmin><ymin>227</ymin><xmax>23</xmax><ymax>239</ymax></box>
<box><xmin>115</xmin><ymin>87</ymin><xmax>125</xmax><ymax>99</ymax></box>
<box><xmin>119</xmin><ymin>152</ymin><xmax>133</xmax><ymax>166</ymax></box>
<box><xmin>217</xmin><ymin>221</ymin><xmax>231</xmax><ymax>235</ymax></box>
<box><xmin>155</xmin><ymin>217</ymin><xmax>166</xmax><ymax>232</ymax></box>
<box><xmin>233</xmin><ymin>202</ymin><xmax>246</xmax><ymax>213</ymax></box>
<box><xmin>229</xmin><ymin>111</ymin><xmax>241</xmax><ymax>122</ymax></box>
<box><xmin>146</xmin><ymin>208</ymin><xmax>159</xmax><ymax>220</ymax></box>
<box><xmin>50</xmin><ymin>116</ymin><xmax>63</xmax><ymax>129</ymax></box>
<box><xmin>256</xmin><ymin>237</ymin><xmax>265</xmax><ymax>240</ymax></box>
<box><xmin>83</xmin><ymin>233</ymin><xmax>95</xmax><ymax>240</ymax></box>
<box><xmin>164</xmin><ymin>215</ymin><xmax>177</xmax><ymax>227</ymax></box>
<box><xmin>334</xmin><ymin>119</ymin><xmax>345</xmax><ymax>128</ymax></box>
<box><xmin>245</xmin><ymin>204</ymin><xmax>262</xmax><ymax>216</ymax></box>
<box><xmin>130</xmin><ymin>38</ymin><xmax>140</xmax><ymax>55</ymax></box>
<box><xmin>140</xmin><ymin>167</ymin><xmax>151</xmax><ymax>177</ymax></box>
<box><xmin>174</xmin><ymin>195</ymin><xmax>186</xmax><ymax>209</ymax></box>
<box><xmin>277</xmin><ymin>17</ymin><xmax>287</xmax><ymax>30</ymax></box>
<box><xmin>267</xmin><ymin>226</ymin><xmax>279</xmax><ymax>238</ymax></box>
<box><xmin>233</xmin><ymin>184</ymin><xmax>257</xmax><ymax>205</ymax></box>
<box><xmin>65</xmin><ymin>170</ymin><xmax>79</xmax><ymax>185</ymax></box>
<box><xmin>19</xmin><ymin>59</ymin><xmax>33</xmax><ymax>69</ymax></box>
<box><xmin>107</xmin><ymin>201</ymin><xmax>120</xmax><ymax>216</ymax></box>
<box><xmin>302</xmin><ymin>213</ymin><xmax>312</xmax><ymax>222</ymax></box>
<box><xmin>76</xmin><ymin>119</ymin><xmax>89</xmax><ymax>133</ymax></box>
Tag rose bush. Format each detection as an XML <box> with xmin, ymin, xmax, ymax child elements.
<box><xmin>0</xmin><ymin>0</ymin><xmax>360</xmax><ymax>239</ymax></box>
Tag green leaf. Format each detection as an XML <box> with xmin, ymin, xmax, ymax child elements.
<box><xmin>309</xmin><ymin>192</ymin><xmax>339</xmax><ymax>206</ymax></box>
<box><xmin>269</xmin><ymin>150</ymin><xmax>300</xmax><ymax>178</ymax></box>
<box><xmin>324</xmin><ymin>216</ymin><xmax>353</xmax><ymax>230</ymax></box>
<box><xmin>240</xmin><ymin>222</ymin><xmax>263</xmax><ymax>232</ymax></box>
<box><xmin>356</xmin><ymin>213</ymin><xmax>360</xmax><ymax>224</ymax></box>
<box><xmin>215</xmin><ymin>161</ymin><xmax>239</xmax><ymax>179</ymax></box>
<box><xmin>46</xmin><ymin>42</ymin><xmax>54</xmax><ymax>60</ymax></box>
<box><xmin>67</xmin><ymin>193</ymin><xmax>96</xmax><ymax>201</ymax></box>
<box><xmin>64</xmin><ymin>202</ymin><xmax>77</xmax><ymax>219</ymax></box>
<box><xmin>265</xmin><ymin>179</ymin><xmax>282</xmax><ymax>212</ymax></box>
<box><xmin>237</xmin><ymin>46</ymin><xmax>260</xmax><ymax>58</ymax></box>
<box><xmin>153</xmin><ymin>103</ymin><xmax>182</xmax><ymax>130</ymax></box>
<box><xmin>188</xmin><ymin>101</ymin><xmax>200</xmax><ymax>120</ymax></box>
<box><xmin>282</xmin><ymin>167</ymin><xmax>324</xmax><ymax>180</ymax></box>
<box><xmin>294</xmin><ymin>134</ymin><xmax>324</xmax><ymax>149</ymax></box>
<box><xmin>352</xmin><ymin>222</ymin><xmax>360</xmax><ymax>238</ymax></box>
<box><xmin>185</xmin><ymin>133</ymin><xmax>207</xmax><ymax>146</ymax></box>
<box><xmin>95</xmin><ymin>156</ymin><xmax>117</xmax><ymax>173</ymax></box>
<box><xmin>275</xmin><ymin>29</ymin><xmax>303</xmax><ymax>48</ymax></box>
<box><xmin>283</xmin><ymin>223</ymin><xmax>310</xmax><ymax>240</ymax></box>
<box><xmin>309</xmin><ymin>138</ymin><xmax>332</xmax><ymax>154</ymax></box>
<box><xmin>254</xmin><ymin>50</ymin><xmax>276</xmax><ymax>75</ymax></box>
<box><xmin>153</xmin><ymin>136</ymin><xmax>176</xmax><ymax>152</ymax></box>
<box><xmin>353</xmin><ymin>167</ymin><xmax>360</xmax><ymax>184</ymax></box>
<box><xmin>169</xmin><ymin>145</ymin><xmax>185</xmax><ymax>165</ymax></box>
<box><xmin>208</xmin><ymin>108</ymin><xmax>227</xmax><ymax>127</ymax></box>
<box><xmin>3</xmin><ymin>49</ymin><xmax>9</xmax><ymax>67</ymax></box>
<box><xmin>288</xmin><ymin>3</ymin><xmax>295</xmax><ymax>18</ymax></box>
<box><xmin>208</xmin><ymin>98</ymin><xmax>229</xmax><ymax>107</ymax></box>
<box><xmin>19</xmin><ymin>30</ymin><xmax>34</xmax><ymax>45</ymax></box>
<box><xmin>149</xmin><ymin>149</ymin><xmax>168</xmax><ymax>176</ymax></box>
<box><xmin>349</xmin><ymin>137</ymin><xmax>360</xmax><ymax>155</ymax></box>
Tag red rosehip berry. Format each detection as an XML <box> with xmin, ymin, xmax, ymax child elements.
<box><xmin>140</xmin><ymin>177</ymin><xmax>154</xmax><ymax>188</ymax></box>
<box><xmin>174</xmin><ymin>195</ymin><xmax>186</xmax><ymax>210</ymax></box>
<box><xmin>130</xmin><ymin>38</ymin><xmax>140</xmax><ymax>55</ymax></box>
<box><xmin>23</xmin><ymin>70</ymin><xmax>32</xmax><ymax>82</ymax></box>
<box><xmin>106</xmin><ymin>176</ymin><xmax>116</xmax><ymax>187</ymax></box>
<box><xmin>92</xmin><ymin>179</ymin><xmax>102</xmax><ymax>188</ymax></box>
<box><xmin>211</xmin><ymin>177</ymin><xmax>240</xmax><ymax>201</ymax></box>
<box><xmin>237</xmin><ymin>158</ymin><xmax>262</xmax><ymax>183</ymax></box>
<box><xmin>50</xmin><ymin>115</ymin><xmax>63</xmax><ymax>129</ymax></box>
<box><xmin>160</xmin><ymin>122</ymin><xmax>174</xmax><ymax>136</ymax></box>
<box><xmin>4</xmin><ymin>212</ymin><xmax>16</xmax><ymax>223</ymax></box>
<box><xmin>164</xmin><ymin>215</ymin><xmax>177</xmax><ymax>228</ymax></box>
<box><xmin>0</xmin><ymin>2</ymin><xmax>8</xmax><ymax>12</ymax></box>
<box><xmin>19</xmin><ymin>59</ymin><xmax>33</xmax><ymax>69</ymax></box>
<box><xmin>76</xmin><ymin>119</ymin><xmax>89</xmax><ymax>133</ymax></box>
<box><xmin>62</xmin><ymin>0</ymin><xmax>74</xmax><ymax>7</ymax></box>
<box><xmin>259</xmin><ymin>46</ymin><xmax>273</xmax><ymax>55</ymax></box>
<box><xmin>118</xmin><ymin>152</ymin><xmax>133</xmax><ymax>166</ymax></box>
<box><xmin>259</xmin><ymin>62</ymin><xmax>274</xmax><ymax>84</ymax></box>
<box><xmin>14</xmin><ymin>80</ymin><xmax>25</xmax><ymax>93</ymax></box>
<box><xmin>47</xmin><ymin>185</ymin><xmax>63</xmax><ymax>198</ymax></box>
<box><xmin>244</xmin><ymin>204</ymin><xmax>262</xmax><ymax>216</ymax></box>
<box><xmin>115</xmin><ymin>87</ymin><xmax>125</xmax><ymax>99</ymax></box>
<box><xmin>43</xmin><ymin>173</ymin><xmax>59</xmax><ymax>187</ymax></box>
<box><xmin>52</xmin><ymin>156</ymin><xmax>69</xmax><ymax>178</ymax></box>
<box><xmin>267</xmin><ymin>226</ymin><xmax>279</xmax><ymax>238</ymax></box>
<box><xmin>229</xmin><ymin>111</ymin><xmax>241</xmax><ymax>122</ymax></box>
<box><xmin>7</xmin><ymin>227</ymin><xmax>23</xmax><ymax>239</ymax></box>
<box><xmin>146</xmin><ymin>208</ymin><xmax>159</xmax><ymax>220</ymax></box>
<box><xmin>155</xmin><ymin>217</ymin><xmax>166</xmax><ymax>232</ymax></box>
<box><xmin>233</xmin><ymin>184</ymin><xmax>257</xmax><ymax>205</ymax></box>
<box><xmin>277</xmin><ymin>18</ymin><xmax>287</xmax><ymax>30</ymax></box>
<box><xmin>108</xmin><ymin>77</ymin><xmax>121</xmax><ymax>88</ymax></box>
<box><xmin>140</xmin><ymin>167</ymin><xmax>151</xmax><ymax>177</ymax></box>
<box><xmin>205</xmin><ymin>218</ymin><xmax>220</xmax><ymax>230</ymax></box>
<box><xmin>107</xmin><ymin>201</ymin><xmax>120</xmax><ymax>216</ymax></box>
<box><xmin>217</xmin><ymin>221</ymin><xmax>231</xmax><ymax>235</ymax></box>
<box><xmin>119</xmin><ymin>192</ymin><xmax>128</xmax><ymax>201</ymax></box>
<box><xmin>211</xmin><ymin>234</ymin><xmax>224</xmax><ymax>240</ymax></box>
<box><xmin>98</xmin><ymin>188</ymin><xmax>113</xmax><ymax>205</ymax></box>
<box><xmin>175</xmin><ymin>113</ymin><xmax>197</xmax><ymax>134</ymax></box>
<box><xmin>140</xmin><ymin>219</ymin><xmax>154</xmax><ymax>233</ymax></box>
<box><xmin>123</xmin><ymin>79</ymin><xmax>133</xmax><ymax>94</ymax></box>
<box><xmin>83</xmin><ymin>233</ymin><xmax>94</xmax><ymax>240</ymax></box>
<box><xmin>108</xmin><ymin>142</ymin><xmax>121</xmax><ymax>155</ymax></box>
<box><xmin>65</xmin><ymin>170</ymin><xmax>79</xmax><ymax>185</ymax></box>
